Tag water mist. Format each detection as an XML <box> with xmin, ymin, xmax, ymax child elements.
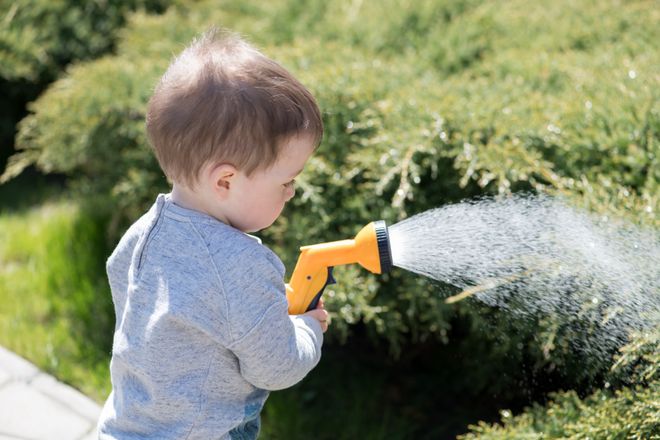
<box><xmin>388</xmin><ymin>194</ymin><xmax>659</xmax><ymax>358</ymax></box>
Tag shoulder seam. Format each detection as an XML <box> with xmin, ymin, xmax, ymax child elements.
<box><xmin>186</xmin><ymin>220</ymin><xmax>234</xmax><ymax>343</ymax></box>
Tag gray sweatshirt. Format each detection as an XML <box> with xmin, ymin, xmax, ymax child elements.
<box><xmin>97</xmin><ymin>194</ymin><xmax>323</xmax><ymax>439</ymax></box>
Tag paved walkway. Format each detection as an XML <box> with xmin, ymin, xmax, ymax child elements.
<box><xmin>0</xmin><ymin>346</ymin><xmax>101</xmax><ymax>440</ymax></box>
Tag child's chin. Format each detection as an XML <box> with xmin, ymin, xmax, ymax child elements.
<box><xmin>244</xmin><ymin>221</ymin><xmax>272</xmax><ymax>234</ymax></box>
<box><xmin>242</xmin><ymin>213</ymin><xmax>280</xmax><ymax>233</ymax></box>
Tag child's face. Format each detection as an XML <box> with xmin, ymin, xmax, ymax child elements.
<box><xmin>224</xmin><ymin>135</ymin><xmax>315</xmax><ymax>233</ymax></box>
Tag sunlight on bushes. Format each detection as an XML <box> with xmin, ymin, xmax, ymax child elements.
<box><xmin>1</xmin><ymin>0</ymin><xmax>658</xmax><ymax>437</ymax></box>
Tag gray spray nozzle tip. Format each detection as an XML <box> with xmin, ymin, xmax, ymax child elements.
<box><xmin>374</xmin><ymin>220</ymin><xmax>393</xmax><ymax>273</ymax></box>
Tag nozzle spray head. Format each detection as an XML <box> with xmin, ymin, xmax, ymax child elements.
<box><xmin>354</xmin><ymin>220</ymin><xmax>392</xmax><ymax>274</ymax></box>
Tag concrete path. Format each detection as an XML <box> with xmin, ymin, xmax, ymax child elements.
<box><xmin>0</xmin><ymin>346</ymin><xmax>101</xmax><ymax>440</ymax></box>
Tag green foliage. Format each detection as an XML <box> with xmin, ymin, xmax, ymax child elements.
<box><xmin>0</xmin><ymin>0</ymin><xmax>172</xmax><ymax>178</ymax></box>
<box><xmin>4</xmin><ymin>53</ymin><xmax>167</xmax><ymax>236</ymax></box>
<box><xmin>4</xmin><ymin>0</ymin><xmax>658</xmax><ymax>358</ymax></box>
<box><xmin>2</xmin><ymin>0</ymin><xmax>658</xmax><ymax>434</ymax></box>
<box><xmin>460</xmin><ymin>330</ymin><xmax>660</xmax><ymax>439</ymax></box>
<box><xmin>261</xmin><ymin>343</ymin><xmax>415</xmax><ymax>440</ymax></box>
<box><xmin>0</xmin><ymin>194</ymin><xmax>113</xmax><ymax>401</ymax></box>
<box><xmin>464</xmin><ymin>383</ymin><xmax>660</xmax><ymax>439</ymax></box>
<box><xmin>610</xmin><ymin>330</ymin><xmax>660</xmax><ymax>387</ymax></box>
<box><xmin>0</xmin><ymin>0</ymin><xmax>170</xmax><ymax>82</ymax></box>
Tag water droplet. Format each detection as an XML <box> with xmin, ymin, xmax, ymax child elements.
<box><xmin>628</xmin><ymin>70</ymin><xmax>637</xmax><ymax>79</ymax></box>
<box><xmin>592</xmin><ymin>297</ymin><xmax>598</xmax><ymax>304</ymax></box>
<box><xmin>346</xmin><ymin>121</ymin><xmax>354</xmax><ymax>130</ymax></box>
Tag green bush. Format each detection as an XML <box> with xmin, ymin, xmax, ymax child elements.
<box><xmin>0</xmin><ymin>0</ymin><xmax>172</xmax><ymax>170</ymax></box>
<box><xmin>0</xmin><ymin>0</ymin><xmax>170</xmax><ymax>82</ymax></box>
<box><xmin>5</xmin><ymin>0</ymin><xmax>657</xmax><ymax>341</ymax></box>
<box><xmin>2</xmin><ymin>0</ymin><xmax>658</xmax><ymax>434</ymax></box>
<box><xmin>460</xmin><ymin>330</ymin><xmax>660</xmax><ymax>439</ymax></box>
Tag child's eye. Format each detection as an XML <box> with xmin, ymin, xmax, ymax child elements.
<box><xmin>283</xmin><ymin>179</ymin><xmax>296</xmax><ymax>188</ymax></box>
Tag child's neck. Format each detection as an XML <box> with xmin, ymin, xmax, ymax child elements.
<box><xmin>171</xmin><ymin>184</ymin><xmax>208</xmax><ymax>214</ymax></box>
<box><xmin>171</xmin><ymin>183</ymin><xmax>232</xmax><ymax>227</ymax></box>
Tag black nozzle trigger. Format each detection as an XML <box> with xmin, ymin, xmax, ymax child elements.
<box><xmin>327</xmin><ymin>266</ymin><xmax>336</xmax><ymax>285</ymax></box>
<box><xmin>306</xmin><ymin>267</ymin><xmax>335</xmax><ymax>312</ymax></box>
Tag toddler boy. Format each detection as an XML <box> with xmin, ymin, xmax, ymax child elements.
<box><xmin>98</xmin><ymin>28</ymin><xmax>328</xmax><ymax>439</ymax></box>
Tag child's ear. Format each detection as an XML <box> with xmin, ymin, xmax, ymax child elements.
<box><xmin>207</xmin><ymin>163</ymin><xmax>237</xmax><ymax>199</ymax></box>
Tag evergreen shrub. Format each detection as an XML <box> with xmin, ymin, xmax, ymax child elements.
<box><xmin>460</xmin><ymin>330</ymin><xmax>659</xmax><ymax>439</ymax></box>
<box><xmin>2</xmin><ymin>0</ymin><xmax>658</xmax><ymax>433</ymax></box>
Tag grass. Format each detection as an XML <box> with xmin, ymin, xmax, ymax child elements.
<box><xmin>0</xmin><ymin>181</ymin><xmax>113</xmax><ymax>401</ymax></box>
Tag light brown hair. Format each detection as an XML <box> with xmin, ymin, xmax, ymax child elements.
<box><xmin>146</xmin><ymin>28</ymin><xmax>323</xmax><ymax>186</ymax></box>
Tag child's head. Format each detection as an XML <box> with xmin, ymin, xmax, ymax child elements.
<box><xmin>146</xmin><ymin>28</ymin><xmax>323</xmax><ymax>232</ymax></box>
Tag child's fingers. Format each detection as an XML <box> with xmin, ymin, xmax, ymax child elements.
<box><xmin>305</xmin><ymin>308</ymin><xmax>330</xmax><ymax>333</ymax></box>
<box><xmin>317</xmin><ymin>299</ymin><xmax>329</xmax><ymax>332</ymax></box>
<box><xmin>307</xmin><ymin>308</ymin><xmax>328</xmax><ymax>322</ymax></box>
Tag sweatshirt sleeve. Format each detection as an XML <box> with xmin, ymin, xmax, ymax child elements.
<box><xmin>222</xmin><ymin>244</ymin><xmax>324</xmax><ymax>391</ymax></box>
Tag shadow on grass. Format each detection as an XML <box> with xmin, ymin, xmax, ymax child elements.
<box><xmin>45</xmin><ymin>204</ymin><xmax>115</xmax><ymax>365</ymax></box>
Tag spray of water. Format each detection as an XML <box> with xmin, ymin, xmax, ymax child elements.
<box><xmin>389</xmin><ymin>194</ymin><xmax>660</xmax><ymax>358</ymax></box>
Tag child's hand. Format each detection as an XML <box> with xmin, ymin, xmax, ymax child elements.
<box><xmin>303</xmin><ymin>299</ymin><xmax>329</xmax><ymax>333</ymax></box>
